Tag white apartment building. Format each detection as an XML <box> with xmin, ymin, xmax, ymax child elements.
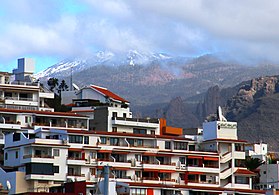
<box><xmin>0</xmin><ymin>84</ymin><xmax>265</xmax><ymax>195</ymax></box>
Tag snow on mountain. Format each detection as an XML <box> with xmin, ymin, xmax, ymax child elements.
<box><xmin>35</xmin><ymin>50</ymin><xmax>174</xmax><ymax>79</ymax></box>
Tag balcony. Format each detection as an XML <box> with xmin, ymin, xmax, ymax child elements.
<box><xmin>4</xmin><ymin>97</ymin><xmax>39</xmax><ymax>106</ymax></box>
<box><xmin>234</xmin><ymin>151</ymin><xmax>245</xmax><ymax>159</ymax></box>
<box><xmin>186</xmin><ymin>165</ymin><xmax>219</xmax><ymax>174</ymax></box>
<box><xmin>112</xmin><ymin>117</ymin><xmax>159</xmax><ymax>128</ymax></box>
<box><xmin>67</xmin><ymin>157</ymin><xmax>86</xmax><ymax>165</ymax></box>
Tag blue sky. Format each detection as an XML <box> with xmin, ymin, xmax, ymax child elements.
<box><xmin>0</xmin><ymin>0</ymin><xmax>279</xmax><ymax>73</ymax></box>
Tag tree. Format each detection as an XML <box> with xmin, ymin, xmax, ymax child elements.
<box><xmin>47</xmin><ymin>78</ymin><xmax>59</xmax><ymax>92</ymax></box>
<box><xmin>245</xmin><ymin>157</ymin><xmax>265</xmax><ymax>171</ymax></box>
<box><xmin>58</xmin><ymin>80</ymin><xmax>69</xmax><ymax>92</ymax></box>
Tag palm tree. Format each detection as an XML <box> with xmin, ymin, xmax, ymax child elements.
<box><xmin>47</xmin><ymin>78</ymin><xmax>59</xmax><ymax>92</ymax></box>
<box><xmin>245</xmin><ymin>157</ymin><xmax>265</xmax><ymax>171</ymax></box>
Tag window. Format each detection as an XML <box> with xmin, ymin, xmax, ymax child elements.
<box><xmin>123</xmin><ymin>113</ymin><xmax>127</xmax><ymax>118</ymax></box>
<box><xmin>174</xmin><ymin>142</ymin><xmax>188</xmax><ymax>150</ymax></box>
<box><xmin>131</xmin><ymin>188</ymin><xmax>146</xmax><ymax>195</ymax></box>
<box><xmin>135</xmin><ymin>154</ymin><xmax>141</xmax><ymax>161</ymax></box>
<box><xmin>112</xmin><ymin>112</ymin><xmax>117</xmax><ymax>118</ymax></box>
<box><xmin>13</xmin><ymin>133</ymin><xmax>21</xmax><ymax>142</ymax></box>
<box><xmin>114</xmin><ymin>170</ymin><xmax>126</xmax><ymax>178</ymax></box>
<box><xmin>235</xmin><ymin>144</ymin><xmax>243</xmax><ymax>151</ymax></box>
<box><xmin>133</xmin><ymin>129</ymin><xmax>147</xmax><ymax>134</ymax></box>
<box><xmin>200</xmin><ymin>175</ymin><xmax>206</xmax><ymax>182</ymax></box>
<box><xmin>112</xmin><ymin>127</ymin><xmax>117</xmax><ymax>132</ymax></box>
<box><xmin>110</xmin><ymin>138</ymin><xmax>119</xmax><ymax>146</ymax></box>
<box><xmin>150</xmin><ymin>130</ymin><xmax>155</xmax><ymax>135</ymax></box>
<box><xmin>165</xmin><ymin>141</ymin><xmax>171</xmax><ymax>149</ymax></box>
<box><xmin>15</xmin><ymin>151</ymin><xmax>18</xmax><ymax>159</ymax></box>
<box><xmin>137</xmin><ymin>139</ymin><xmax>143</xmax><ymax>146</ymax></box>
<box><xmin>127</xmin><ymin>138</ymin><xmax>134</xmax><ymax>145</ymax></box>
<box><xmin>100</xmin><ymin>137</ymin><xmax>106</xmax><ymax>144</ymax></box>
<box><xmin>69</xmin><ymin>135</ymin><xmax>83</xmax><ymax>144</ymax></box>
<box><xmin>53</xmin><ymin>149</ymin><xmax>60</xmax><ymax>157</ymax></box>
<box><xmin>179</xmin><ymin>157</ymin><xmax>186</xmax><ymax>164</ymax></box>
<box><xmin>189</xmin><ymin>145</ymin><xmax>195</xmax><ymax>151</ymax></box>
<box><xmin>5</xmin><ymin>152</ymin><xmax>8</xmax><ymax>160</ymax></box>
<box><xmin>235</xmin><ymin>176</ymin><xmax>249</xmax><ymax>184</ymax></box>
<box><xmin>53</xmin><ymin>166</ymin><xmax>59</xmax><ymax>173</ymax></box>
<box><xmin>26</xmin><ymin>163</ymin><xmax>54</xmax><ymax>175</ymax></box>
<box><xmin>84</xmin><ymin>136</ymin><xmax>89</xmax><ymax>144</ymax></box>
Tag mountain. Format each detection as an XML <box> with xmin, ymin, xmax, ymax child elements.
<box><xmin>35</xmin><ymin>50</ymin><xmax>176</xmax><ymax>79</ymax></box>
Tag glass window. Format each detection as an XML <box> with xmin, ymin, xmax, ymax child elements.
<box><xmin>110</xmin><ymin>138</ymin><xmax>119</xmax><ymax>146</ymax></box>
<box><xmin>53</xmin><ymin>149</ymin><xmax>60</xmax><ymax>157</ymax></box>
<box><xmin>165</xmin><ymin>141</ymin><xmax>171</xmax><ymax>149</ymax></box>
<box><xmin>69</xmin><ymin>135</ymin><xmax>83</xmax><ymax>144</ymax></box>
<box><xmin>131</xmin><ymin>188</ymin><xmax>146</xmax><ymax>195</ymax></box>
<box><xmin>174</xmin><ymin>142</ymin><xmax>188</xmax><ymax>150</ymax></box>
<box><xmin>15</xmin><ymin>151</ymin><xmax>18</xmax><ymax>159</ymax></box>
<box><xmin>84</xmin><ymin>136</ymin><xmax>89</xmax><ymax>144</ymax></box>
<box><xmin>133</xmin><ymin>129</ymin><xmax>147</xmax><ymax>134</ymax></box>
<box><xmin>179</xmin><ymin>157</ymin><xmax>186</xmax><ymax>164</ymax></box>
<box><xmin>100</xmin><ymin>137</ymin><xmax>106</xmax><ymax>144</ymax></box>
<box><xmin>137</xmin><ymin>139</ymin><xmax>143</xmax><ymax>146</ymax></box>
<box><xmin>53</xmin><ymin>166</ymin><xmax>59</xmax><ymax>173</ymax></box>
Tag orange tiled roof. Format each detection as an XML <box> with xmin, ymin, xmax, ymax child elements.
<box><xmin>235</xmin><ymin>168</ymin><xmax>256</xmax><ymax>175</ymax></box>
<box><xmin>91</xmin><ymin>85</ymin><xmax>129</xmax><ymax>103</ymax></box>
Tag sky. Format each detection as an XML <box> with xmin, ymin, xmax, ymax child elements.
<box><xmin>0</xmin><ymin>0</ymin><xmax>279</xmax><ymax>73</ymax></box>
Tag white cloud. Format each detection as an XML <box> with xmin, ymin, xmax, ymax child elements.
<box><xmin>1</xmin><ymin>0</ymin><xmax>279</xmax><ymax>70</ymax></box>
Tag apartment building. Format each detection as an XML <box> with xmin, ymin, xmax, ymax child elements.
<box><xmin>0</xmin><ymin>83</ymin><xmax>265</xmax><ymax>195</ymax></box>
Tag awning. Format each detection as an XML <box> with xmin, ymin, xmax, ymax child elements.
<box><xmin>159</xmin><ymin>170</ymin><xmax>176</xmax><ymax>173</ymax></box>
<box><xmin>187</xmin><ymin>156</ymin><xmax>203</xmax><ymax>159</ymax></box>
<box><xmin>188</xmin><ymin>172</ymin><xmax>203</xmax><ymax>175</ymax></box>
<box><xmin>156</xmin><ymin>153</ymin><xmax>174</xmax><ymax>157</ymax></box>
<box><xmin>203</xmin><ymin>157</ymin><xmax>219</xmax><ymax>161</ymax></box>
<box><xmin>68</xmin><ymin>148</ymin><xmax>83</xmax><ymax>152</ymax></box>
<box><xmin>113</xmin><ymin>167</ymin><xmax>130</xmax><ymax>171</ymax></box>
<box><xmin>98</xmin><ymin>150</ymin><xmax>112</xmax><ymax>153</ymax></box>
<box><xmin>143</xmin><ymin>169</ymin><xmax>159</xmax><ymax>172</ymax></box>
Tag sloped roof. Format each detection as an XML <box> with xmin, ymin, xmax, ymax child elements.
<box><xmin>235</xmin><ymin>168</ymin><xmax>256</xmax><ymax>175</ymax></box>
<box><xmin>91</xmin><ymin>85</ymin><xmax>129</xmax><ymax>103</ymax></box>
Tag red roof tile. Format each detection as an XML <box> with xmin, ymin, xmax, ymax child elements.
<box><xmin>235</xmin><ymin>168</ymin><xmax>256</xmax><ymax>175</ymax></box>
<box><xmin>91</xmin><ymin>85</ymin><xmax>129</xmax><ymax>103</ymax></box>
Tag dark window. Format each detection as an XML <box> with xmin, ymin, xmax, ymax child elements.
<box><xmin>174</xmin><ymin>142</ymin><xmax>188</xmax><ymax>150</ymax></box>
<box><xmin>110</xmin><ymin>138</ymin><xmax>119</xmax><ymax>146</ymax></box>
<box><xmin>13</xmin><ymin>133</ymin><xmax>21</xmax><ymax>142</ymax></box>
<box><xmin>133</xmin><ymin>129</ymin><xmax>147</xmax><ymax>134</ymax></box>
<box><xmin>137</xmin><ymin>139</ymin><xmax>143</xmax><ymax>146</ymax></box>
<box><xmin>127</xmin><ymin>138</ymin><xmax>134</xmax><ymax>145</ymax></box>
<box><xmin>84</xmin><ymin>136</ymin><xmax>89</xmax><ymax>144</ymax></box>
<box><xmin>69</xmin><ymin>135</ymin><xmax>83</xmax><ymax>144</ymax></box>
<box><xmin>201</xmin><ymin>175</ymin><xmax>206</xmax><ymax>182</ymax></box>
<box><xmin>150</xmin><ymin>130</ymin><xmax>155</xmax><ymax>135</ymax></box>
<box><xmin>53</xmin><ymin>166</ymin><xmax>59</xmax><ymax>173</ymax></box>
<box><xmin>5</xmin><ymin>153</ymin><xmax>7</xmax><ymax>160</ymax></box>
<box><xmin>26</xmin><ymin>163</ymin><xmax>54</xmax><ymax>175</ymax></box>
<box><xmin>189</xmin><ymin>145</ymin><xmax>195</xmax><ymax>151</ymax></box>
<box><xmin>165</xmin><ymin>141</ymin><xmax>171</xmax><ymax>149</ymax></box>
<box><xmin>100</xmin><ymin>137</ymin><xmax>106</xmax><ymax>144</ymax></box>
<box><xmin>15</xmin><ymin>151</ymin><xmax>18</xmax><ymax>159</ymax></box>
<box><xmin>112</xmin><ymin>112</ymin><xmax>117</xmax><ymax>118</ymax></box>
<box><xmin>123</xmin><ymin>113</ymin><xmax>127</xmax><ymax>118</ymax></box>
<box><xmin>112</xmin><ymin>127</ymin><xmax>117</xmax><ymax>132</ymax></box>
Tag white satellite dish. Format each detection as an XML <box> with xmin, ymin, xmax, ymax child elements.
<box><xmin>72</xmin><ymin>83</ymin><xmax>80</xmax><ymax>91</ymax></box>
<box><xmin>6</xmin><ymin>180</ymin><xmax>11</xmax><ymax>190</ymax></box>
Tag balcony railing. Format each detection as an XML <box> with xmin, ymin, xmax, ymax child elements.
<box><xmin>112</xmin><ymin>117</ymin><xmax>159</xmax><ymax>123</ymax></box>
<box><xmin>23</xmin><ymin>154</ymin><xmax>54</xmax><ymax>159</ymax></box>
<box><xmin>5</xmin><ymin>97</ymin><xmax>34</xmax><ymax>101</ymax></box>
<box><xmin>67</xmin><ymin>173</ymin><xmax>85</xmax><ymax>177</ymax></box>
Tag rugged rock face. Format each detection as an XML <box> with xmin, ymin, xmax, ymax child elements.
<box><xmin>196</xmin><ymin>85</ymin><xmax>221</xmax><ymax>122</ymax></box>
<box><xmin>221</xmin><ymin>75</ymin><xmax>279</xmax><ymax>150</ymax></box>
<box><xmin>163</xmin><ymin>97</ymin><xmax>200</xmax><ymax>128</ymax></box>
<box><xmin>226</xmin><ymin>76</ymin><xmax>279</xmax><ymax>120</ymax></box>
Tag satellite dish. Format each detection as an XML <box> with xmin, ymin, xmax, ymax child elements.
<box><xmin>6</xmin><ymin>180</ymin><xmax>11</xmax><ymax>190</ymax></box>
<box><xmin>72</xmin><ymin>83</ymin><xmax>80</xmax><ymax>91</ymax></box>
